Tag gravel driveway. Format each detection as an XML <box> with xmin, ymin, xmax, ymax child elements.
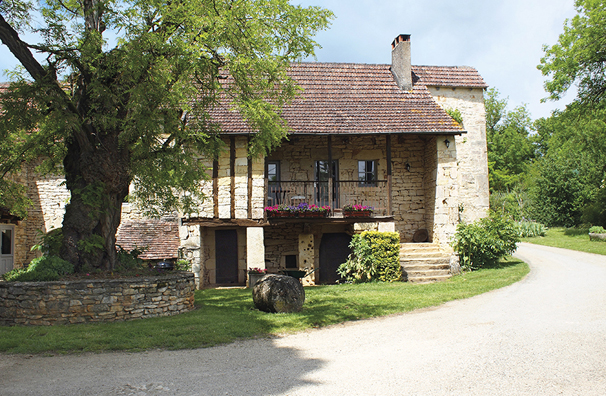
<box><xmin>2</xmin><ymin>242</ymin><xmax>606</xmax><ymax>395</ymax></box>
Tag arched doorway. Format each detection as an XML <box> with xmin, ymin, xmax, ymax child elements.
<box><xmin>319</xmin><ymin>233</ymin><xmax>351</xmax><ymax>284</ymax></box>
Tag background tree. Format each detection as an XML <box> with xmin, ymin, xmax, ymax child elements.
<box><xmin>0</xmin><ymin>0</ymin><xmax>333</xmax><ymax>272</ymax></box>
<box><xmin>485</xmin><ymin>88</ymin><xmax>536</xmax><ymax>220</ymax></box>
<box><xmin>534</xmin><ymin>0</ymin><xmax>606</xmax><ymax>227</ymax></box>
<box><xmin>538</xmin><ymin>0</ymin><xmax>606</xmax><ymax>106</ymax></box>
<box><xmin>531</xmin><ymin>106</ymin><xmax>606</xmax><ymax>226</ymax></box>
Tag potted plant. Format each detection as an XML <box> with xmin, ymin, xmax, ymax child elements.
<box><xmin>589</xmin><ymin>226</ymin><xmax>606</xmax><ymax>241</ymax></box>
<box><xmin>265</xmin><ymin>203</ymin><xmax>331</xmax><ymax>218</ymax></box>
<box><xmin>343</xmin><ymin>204</ymin><xmax>374</xmax><ymax>217</ymax></box>
<box><xmin>248</xmin><ymin>267</ymin><xmax>268</xmax><ymax>288</ymax></box>
<box><xmin>295</xmin><ymin>203</ymin><xmax>331</xmax><ymax>218</ymax></box>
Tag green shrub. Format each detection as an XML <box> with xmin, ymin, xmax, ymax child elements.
<box><xmin>175</xmin><ymin>259</ymin><xmax>192</xmax><ymax>271</ymax></box>
<box><xmin>516</xmin><ymin>221</ymin><xmax>547</xmax><ymax>237</ymax></box>
<box><xmin>116</xmin><ymin>245</ymin><xmax>146</xmax><ymax>270</ymax></box>
<box><xmin>589</xmin><ymin>226</ymin><xmax>606</xmax><ymax>234</ymax></box>
<box><xmin>451</xmin><ymin>211</ymin><xmax>520</xmax><ymax>270</ymax></box>
<box><xmin>30</xmin><ymin>228</ymin><xmax>63</xmax><ymax>256</ymax></box>
<box><xmin>3</xmin><ymin>255</ymin><xmax>74</xmax><ymax>282</ymax></box>
<box><xmin>337</xmin><ymin>231</ymin><xmax>401</xmax><ymax>283</ymax></box>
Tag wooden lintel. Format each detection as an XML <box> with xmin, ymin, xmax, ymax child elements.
<box><xmin>182</xmin><ymin>218</ymin><xmax>266</xmax><ymax>227</ymax></box>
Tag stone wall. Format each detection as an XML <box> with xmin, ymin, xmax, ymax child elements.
<box><xmin>264</xmin><ymin>223</ymin><xmax>303</xmax><ymax>270</ymax></box>
<box><xmin>427</xmin><ymin>87</ymin><xmax>489</xmax><ymax>223</ymax></box>
<box><xmin>6</xmin><ymin>164</ymin><xmax>70</xmax><ymax>269</ymax></box>
<box><xmin>390</xmin><ymin>135</ymin><xmax>429</xmax><ymax>241</ymax></box>
<box><xmin>0</xmin><ymin>272</ymin><xmax>195</xmax><ymax>326</ymax></box>
<box><xmin>431</xmin><ymin>135</ymin><xmax>460</xmax><ymax>248</ymax></box>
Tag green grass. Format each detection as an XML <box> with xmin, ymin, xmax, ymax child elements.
<box><xmin>0</xmin><ymin>258</ymin><xmax>528</xmax><ymax>355</ymax></box>
<box><xmin>523</xmin><ymin>227</ymin><xmax>606</xmax><ymax>255</ymax></box>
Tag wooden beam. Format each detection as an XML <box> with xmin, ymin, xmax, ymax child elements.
<box><xmin>247</xmin><ymin>136</ymin><xmax>253</xmax><ymax>219</ymax></box>
<box><xmin>182</xmin><ymin>218</ymin><xmax>266</xmax><ymax>227</ymax></box>
<box><xmin>328</xmin><ymin>135</ymin><xmax>333</xmax><ymax>210</ymax></box>
<box><xmin>213</xmin><ymin>159</ymin><xmax>219</xmax><ymax>218</ymax></box>
<box><xmin>264</xmin><ymin>159</ymin><xmax>269</xmax><ymax>222</ymax></box>
<box><xmin>386</xmin><ymin>134</ymin><xmax>392</xmax><ymax>216</ymax></box>
<box><xmin>230</xmin><ymin>136</ymin><xmax>235</xmax><ymax>219</ymax></box>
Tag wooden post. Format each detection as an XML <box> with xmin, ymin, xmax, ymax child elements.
<box><xmin>386</xmin><ymin>134</ymin><xmax>392</xmax><ymax>216</ymax></box>
<box><xmin>327</xmin><ymin>135</ymin><xmax>333</xmax><ymax>210</ymax></box>
<box><xmin>247</xmin><ymin>136</ymin><xmax>253</xmax><ymax>219</ymax></box>
<box><xmin>230</xmin><ymin>136</ymin><xmax>235</xmax><ymax>219</ymax></box>
<box><xmin>264</xmin><ymin>159</ymin><xmax>268</xmax><ymax>221</ymax></box>
<box><xmin>213</xmin><ymin>159</ymin><xmax>219</xmax><ymax>218</ymax></box>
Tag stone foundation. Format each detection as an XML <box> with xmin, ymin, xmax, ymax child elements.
<box><xmin>0</xmin><ymin>272</ymin><xmax>195</xmax><ymax>326</ymax></box>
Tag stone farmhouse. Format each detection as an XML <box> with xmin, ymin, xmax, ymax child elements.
<box><xmin>0</xmin><ymin>35</ymin><xmax>489</xmax><ymax>287</ymax></box>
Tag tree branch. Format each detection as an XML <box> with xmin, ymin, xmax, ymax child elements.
<box><xmin>0</xmin><ymin>13</ymin><xmax>47</xmax><ymax>80</ymax></box>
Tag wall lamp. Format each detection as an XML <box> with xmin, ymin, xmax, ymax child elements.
<box><xmin>444</xmin><ymin>139</ymin><xmax>450</xmax><ymax>148</ymax></box>
<box><xmin>405</xmin><ymin>162</ymin><xmax>411</xmax><ymax>172</ymax></box>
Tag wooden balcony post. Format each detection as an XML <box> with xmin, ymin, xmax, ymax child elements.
<box><xmin>247</xmin><ymin>156</ymin><xmax>253</xmax><ymax>219</ymax></box>
<box><xmin>230</xmin><ymin>136</ymin><xmax>236</xmax><ymax>219</ymax></box>
<box><xmin>213</xmin><ymin>158</ymin><xmax>219</xmax><ymax>218</ymax></box>
<box><xmin>264</xmin><ymin>160</ymin><xmax>268</xmax><ymax>221</ymax></box>
<box><xmin>328</xmin><ymin>135</ymin><xmax>333</xmax><ymax>209</ymax></box>
<box><xmin>387</xmin><ymin>134</ymin><xmax>392</xmax><ymax>216</ymax></box>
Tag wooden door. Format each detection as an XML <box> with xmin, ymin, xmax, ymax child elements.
<box><xmin>0</xmin><ymin>225</ymin><xmax>14</xmax><ymax>276</ymax></box>
<box><xmin>215</xmin><ymin>229</ymin><xmax>239</xmax><ymax>284</ymax></box>
<box><xmin>319</xmin><ymin>233</ymin><xmax>351</xmax><ymax>284</ymax></box>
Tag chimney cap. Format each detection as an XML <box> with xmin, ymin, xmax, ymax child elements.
<box><xmin>391</xmin><ymin>34</ymin><xmax>411</xmax><ymax>49</ymax></box>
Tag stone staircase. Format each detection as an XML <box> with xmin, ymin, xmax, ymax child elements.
<box><xmin>399</xmin><ymin>243</ymin><xmax>452</xmax><ymax>283</ymax></box>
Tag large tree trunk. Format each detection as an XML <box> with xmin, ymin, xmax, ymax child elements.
<box><xmin>60</xmin><ymin>124</ymin><xmax>130</xmax><ymax>272</ymax></box>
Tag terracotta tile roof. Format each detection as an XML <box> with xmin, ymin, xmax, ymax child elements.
<box><xmin>412</xmin><ymin>65</ymin><xmax>488</xmax><ymax>88</ymax></box>
<box><xmin>211</xmin><ymin>62</ymin><xmax>465</xmax><ymax>135</ymax></box>
<box><xmin>116</xmin><ymin>219</ymin><xmax>179</xmax><ymax>260</ymax></box>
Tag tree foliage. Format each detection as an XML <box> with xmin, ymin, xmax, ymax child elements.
<box><xmin>539</xmin><ymin>0</ymin><xmax>606</xmax><ymax>106</ymax></box>
<box><xmin>485</xmin><ymin>88</ymin><xmax>536</xmax><ymax>193</ymax></box>
<box><xmin>531</xmin><ymin>106</ymin><xmax>606</xmax><ymax>226</ymax></box>
<box><xmin>0</xmin><ymin>0</ymin><xmax>333</xmax><ymax>271</ymax></box>
<box><xmin>533</xmin><ymin>1</ymin><xmax>606</xmax><ymax>227</ymax></box>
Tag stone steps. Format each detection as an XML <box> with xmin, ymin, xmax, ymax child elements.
<box><xmin>400</xmin><ymin>243</ymin><xmax>452</xmax><ymax>283</ymax></box>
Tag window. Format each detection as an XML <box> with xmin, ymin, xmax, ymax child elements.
<box><xmin>358</xmin><ymin>160</ymin><xmax>377</xmax><ymax>187</ymax></box>
<box><xmin>267</xmin><ymin>161</ymin><xmax>281</xmax><ymax>205</ymax></box>
<box><xmin>285</xmin><ymin>255</ymin><xmax>297</xmax><ymax>269</ymax></box>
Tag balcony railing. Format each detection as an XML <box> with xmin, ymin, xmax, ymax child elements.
<box><xmin>267</xmin><ymin>180</ymin><xmax>389</xmax><ymax>216</ymax></box>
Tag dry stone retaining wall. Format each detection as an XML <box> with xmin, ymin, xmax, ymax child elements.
<box><xmin>0</xmin><ymin>272</ymin><xmax>195</xmax><ymax>326</ymax></box>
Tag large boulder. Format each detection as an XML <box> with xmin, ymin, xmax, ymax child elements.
<box><xmin>252</xmin><ymin>274</ymin><xmax>305</xmax><ymax>313</ymax></box>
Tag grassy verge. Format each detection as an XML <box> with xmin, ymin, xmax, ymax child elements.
<box><xmin>523</xmin><ymin>227</ymin><xmax>606</xmax><ymax>255</ymax></box>
<box><xmin>0</xmin><ymin>258</ymin><xmax>528</xmax><ymax>355</ymax></box>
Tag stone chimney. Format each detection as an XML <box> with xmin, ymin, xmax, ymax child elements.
<box><xmin>391</xmin><ymin>34</ymin><xmax>412</xmax><ymax>91</ymax></box>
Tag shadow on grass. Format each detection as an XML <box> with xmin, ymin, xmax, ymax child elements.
<box><xmin>481</xmin><ymin>256</ymin><xmax>524</xmax><ymax>270</ymax></box>
<box><xmin>563</xmin><ymin>227</ymin><xmax>590</xmax><ymax>236</ymax></box>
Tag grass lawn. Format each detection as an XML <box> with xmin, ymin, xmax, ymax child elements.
<box><xmin>523</xmin><ymin>227</ymin><xmax>606</xmax><ymax>255</ymax></box>
<box><xmin>0</xmin><ymin>258</ymin><xmax>528</xmax><ymax>355</ymax></box>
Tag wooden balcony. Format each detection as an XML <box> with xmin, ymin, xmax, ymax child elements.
<box><xmin>267</xmin><ymin>180</ymin><xmax>391</xmax><ymax>216</ymax></box>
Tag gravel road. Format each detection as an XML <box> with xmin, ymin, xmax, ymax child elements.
<box><xmin>2</xmin><ymin>242</ymin><xmax>606</xmax><ymax>395</ymax></box>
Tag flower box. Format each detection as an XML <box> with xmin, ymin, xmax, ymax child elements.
<box><xmin>267</xmin><ymin>211</ymin><xmax>293</xmax><ymax>218</ymax></box>
<box><xmin>342</xmin><ymin>204</ymin><xmax>374</xmax><ymax>218</ymax></box>
<box><xmin>265</xmin><ymin>203</ymin><xmax>330</xmax><ymax>218</ymax></box>
<box><xmin>343</xmin><ymin>210</ymin><xmax>373</xmax><ymax>217</ymax></box>
<box><xmin>299</xmin><ymin>211</ymin><xmax>329</xmax><ymax>218</ymax></box>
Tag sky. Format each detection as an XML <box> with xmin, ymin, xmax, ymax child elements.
<box><xmin>0</xmin><ymin>0</ymin><xmax>577</xmax><ymax>120</ymax></box>
<box><xmin>296</xmin><ymin>0</ymin><xmax>578</xmax><ymax>119</ymax></box>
